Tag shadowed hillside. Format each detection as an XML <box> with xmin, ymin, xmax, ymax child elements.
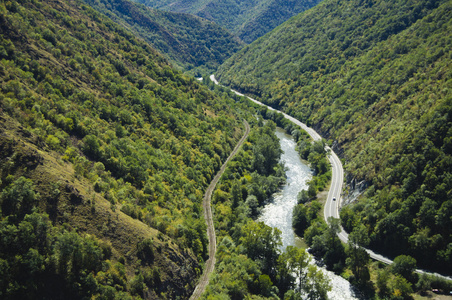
<box><xmin>85</xmin><ymin>0</ymin><xmax>243</xmax><ymax>74</ymax></box>
<box><xmin>134</xmin><ymin>0</ymin><xmax>322</xmax><ymax>43</ymax></box>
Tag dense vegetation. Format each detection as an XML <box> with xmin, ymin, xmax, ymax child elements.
<box><xmin>0</xmin><ymin>0</ymin><xmax>247</xmax><ymax>297</ymax></box>
<box><xmin>258</xmin><ymin>106</ymin><xmax>332</xmax><ymax>196</ymax></box>
<box><xmin>198</xmin><ymin>113</ymin><xmax>332</xmax><ymax>299</ymax></box>
<box><xmin>133</xmin><ymin>0</ymin><xmax>322</xmax><ymax>43</ymax></box>
<box><xmin>218</xmin><ymin>0</ymin><xmax>452</xmax><ymax>274</ymax></box>
<box><xmin>84</xmin><ymin>0</ymin><xmax>243</xmax><ymax>74</ymax></box>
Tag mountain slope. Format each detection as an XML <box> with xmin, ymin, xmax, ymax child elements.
<box><xmin>134</xmin><ymin>0</ymin><xmax>322</xmax><ymax>43</ymax></box>
<box><xmin>217</xmin><ymin>0</ymin><xmax>452</xmax><ymax>273</ymax></box>
<box><xmin>85</xmin><ymin>0</ymin><xmax>243</xmax><ymax>73</ymax></box>
<box><xmin>0</xmin><ymin>0</ymin><xmax>244</xmax><ymax>298</ymax></box>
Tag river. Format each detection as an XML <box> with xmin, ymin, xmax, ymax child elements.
<box><xmin>258</xmin><ymin>128</ymin><xmax>312</xmax><ymax>249</ymax></box>
<box><xmin>258</xmin><ymin>128</ymin><xmax>360</xmax><ymax>300</ymax></box>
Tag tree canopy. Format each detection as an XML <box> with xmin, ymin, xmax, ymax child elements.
<box><xmin>218</xmin><ymin>0</ymin><xmax>452</xmax><ymax>273</ymax></box>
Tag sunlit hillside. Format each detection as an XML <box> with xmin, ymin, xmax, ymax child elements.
<box><xmin>218</xmin><ymin>0</ymin><xmax>452</xmax><ymax>273</ymax></box>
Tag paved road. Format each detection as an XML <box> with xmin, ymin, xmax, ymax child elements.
<box><xmin>210</xmin><ymin>75</ymin><xmax>452</xmax><ymax>280</ymax></box>
<box><xmin>190</xmin><ymin>120</ymin><xmax>250</xmax><ymax>300</ymax></box>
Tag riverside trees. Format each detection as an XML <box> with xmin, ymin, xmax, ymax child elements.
<box><xmin>204</xmin><ymin>120</ymin><xmax>331</xmax><ymax>299</ymax></box>
<box><xmin>217</xmin><ymin>0</ymin><xmax>452</xmax><ymax>274</ymax></box>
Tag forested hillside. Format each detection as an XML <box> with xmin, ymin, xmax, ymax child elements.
<box><xmin>85</xmin><ymin>0</ymin><xmax>243</xmax><ymax>73</ymax></box>
<box><xmin>217</xmin><ymin>0</ymin><xmax>452</xmax><ymax>273</ymax></box>
<box><xmin>0</xmin><ymin>0</ymin><xmax>244</xmax><ymax>298</ymax></box>
<box><xmin>133</xmin><ymin>0</ymin><xmax>322</xmax><ymax>43</ymax></box>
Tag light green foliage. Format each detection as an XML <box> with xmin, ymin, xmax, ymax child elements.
<box><xmin>390</xmin><ymin>275</ymin><xmax>413</xmax><ymax>300</ymax></box>
<box><xmin>203</xmin><ymin>119</ymin><xmax>332</xmax><ymax>298</ymax></box>
<box><xmin>45</xmin><ymin>135</ymin><xmax>61</xmax><ymax>150</ymax></box>
<box><xmin>376</xmin><ymin>269</ymin><xmax>391</xmax><ymax>297</ymax></box>
<box><xmin>0</xmin><ymin>0</ymin><xmax>243</xmax><ymax>267</ymax></box>
<box><xmin>305</xmin><ymin>265</ymin><xmax>331</xmax><ymax>300</ymax></box>
<box><xmin>280</xmin><ymin>253</ymin><xmax>331</xmax><ymax>300</ymax></box>
<box><xmin>204</xmin><ymin>236</ymin><xmax>263</xmax><ymax>298</ymax></box>
<box><xmin>278</xmin><ymin>246</ymin><xmax>311</xmax><ymax>293</ymax></box>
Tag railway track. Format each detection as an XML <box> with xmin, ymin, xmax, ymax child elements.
<box><xmin>190</xmin><ymin>120</ymin><xmax>250</xmax><ymax>299</ymax></box>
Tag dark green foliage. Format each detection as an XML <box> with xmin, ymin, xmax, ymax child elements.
<box><xmin>1</xmin><ymin>177</ymin><xmax>38</xmax><ymax>217</ymax></box>
<box><xmin>0</xmin><ymin>208</ymin><xmax>120</xmax><ymax>299</ymax></box>
<box><xmin>85</xmin><ymin>0</ymin><xmax>243</xmax><ymax>73</ymax></box>
<box><xmin>292</xmin><ymin>200</ymin><xmax>322</xmax><ymax>237</ymax></box>
<box><xmin>391</xmin><ymin>255</ymin><xmax>417</xmax><ymax>282</ymax></box>
<box><xmin>292</xmin><ymin>204</ymin><xmax>309</xmax><ymax>236</ymax></box>
<box><xmin>219</xmin><ymin>0</ymin><xmax>452</xmax><ymax>274</ymax></box>
<box><xmin>297</xmin><ymin>189</ymin><xmax>309</xmax><ymax>204</ymax></box>
<box><xmin>134</xmin><ymin>0</ymin><xmax>322</xmax><ymax>43</ymax></box>
<box><xmin>346</xmin><ymin>225</ymin><xmax>371</xmax><ymax>285</ymax></box>
<box><xmin>309</xmin><ymin>218</ymin><xmax>346</xmax><ymax>273</ymax></box>
<box><xmin>346</xmin><ymin>246</ymin><xmax>370</xmax><ymax>284</ymax></box>
<box><xmin>251</xmin><ymin>122</ymin><xmax>283</xmax><ymax>176</ymax></box>
<box><xmin>137</xmin><ymin>238</ymin><xmax>154</xmax><ymax>262</ymax></box>
<box><xmin>240</xmin><ymin>221</ymin><xmax>282</xmax><ymax>276</ymax></box>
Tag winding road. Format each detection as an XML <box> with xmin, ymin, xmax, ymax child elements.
<box><xmin>210</xmin><ymin>75</ymin><xmax>452</xmax><ymax>281</ymax></box>
<box><xmin>190</xmin><ymin>120</ymin><xmax>250</xmax><ymax>300</ymax></box>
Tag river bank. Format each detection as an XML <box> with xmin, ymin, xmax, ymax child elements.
<box><xmin>259</xmin><ymin>128</ymin><xmax>360</xmax><ymax>300</ymax></box>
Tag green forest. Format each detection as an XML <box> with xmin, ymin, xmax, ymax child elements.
<box><xmin>218</xmin><ymin>0</ymin><xmax>452</xmax><ymax>275</ymax></box>
<box><xmin>132</xmin><ymin>0</ymin><xmax>322</xmax><ymax>43</ymax></box>
<box><xmin>85</xmin><ymin>0</ymin><xmax>243</xmax><ymax>74</ymax></box>
<box><xmin>0</xmin><ymin>0</ymin><xmax>246</xmax><ymax>298</ymax></box>
<box><xmin>200</xmin><ymin>109</ymin><xmax>332</xmax><ymax>299</ymax></box>
<box><xmin>2</xmin><ymin>0</ymin><xmax>452</xmax><ymax>298</ymax></box>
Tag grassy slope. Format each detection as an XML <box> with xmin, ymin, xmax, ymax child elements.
<box><xmin>0</xmin><ymin>114</ymin><xmax>197</xmax><ymax>298</ymax></box>
<box><xmin>84</xmin><ymin>0</ymin><xmax>243</xmax><ymax>73</ymax></box>
<box><xmin>217</xmin><ymin>0</ymin><xmax>452</xmax><ymax>273</ymax></box>
<box><xmin>0</xmin><ymin>0</ymin><xmax>243</xmax><ymax>297</ymax></box>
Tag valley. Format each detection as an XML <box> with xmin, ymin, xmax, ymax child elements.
<box><xmin>217</xmin><ymin>0</ymin><xmax>452</xmax><ymax>277</ymax></box>
<box><xmin>210</xmin><ymin>72</ymin><xmax>452</xmax><ymax>294</ymax></box>
<box><xmin>1</xmin><ymin>0</ymin><xmax>452</xmax><ymax>299</ymax></box>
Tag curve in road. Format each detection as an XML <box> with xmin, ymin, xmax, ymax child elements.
<box><xmin>210</xmin><ymin>75</ymin><xmax>452</xmax><ymax>281</ymax></box>
<box><xmin>190</xmin><ymin>120</ymin><xmax>250</xmax><ymax>300</ymax></box>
